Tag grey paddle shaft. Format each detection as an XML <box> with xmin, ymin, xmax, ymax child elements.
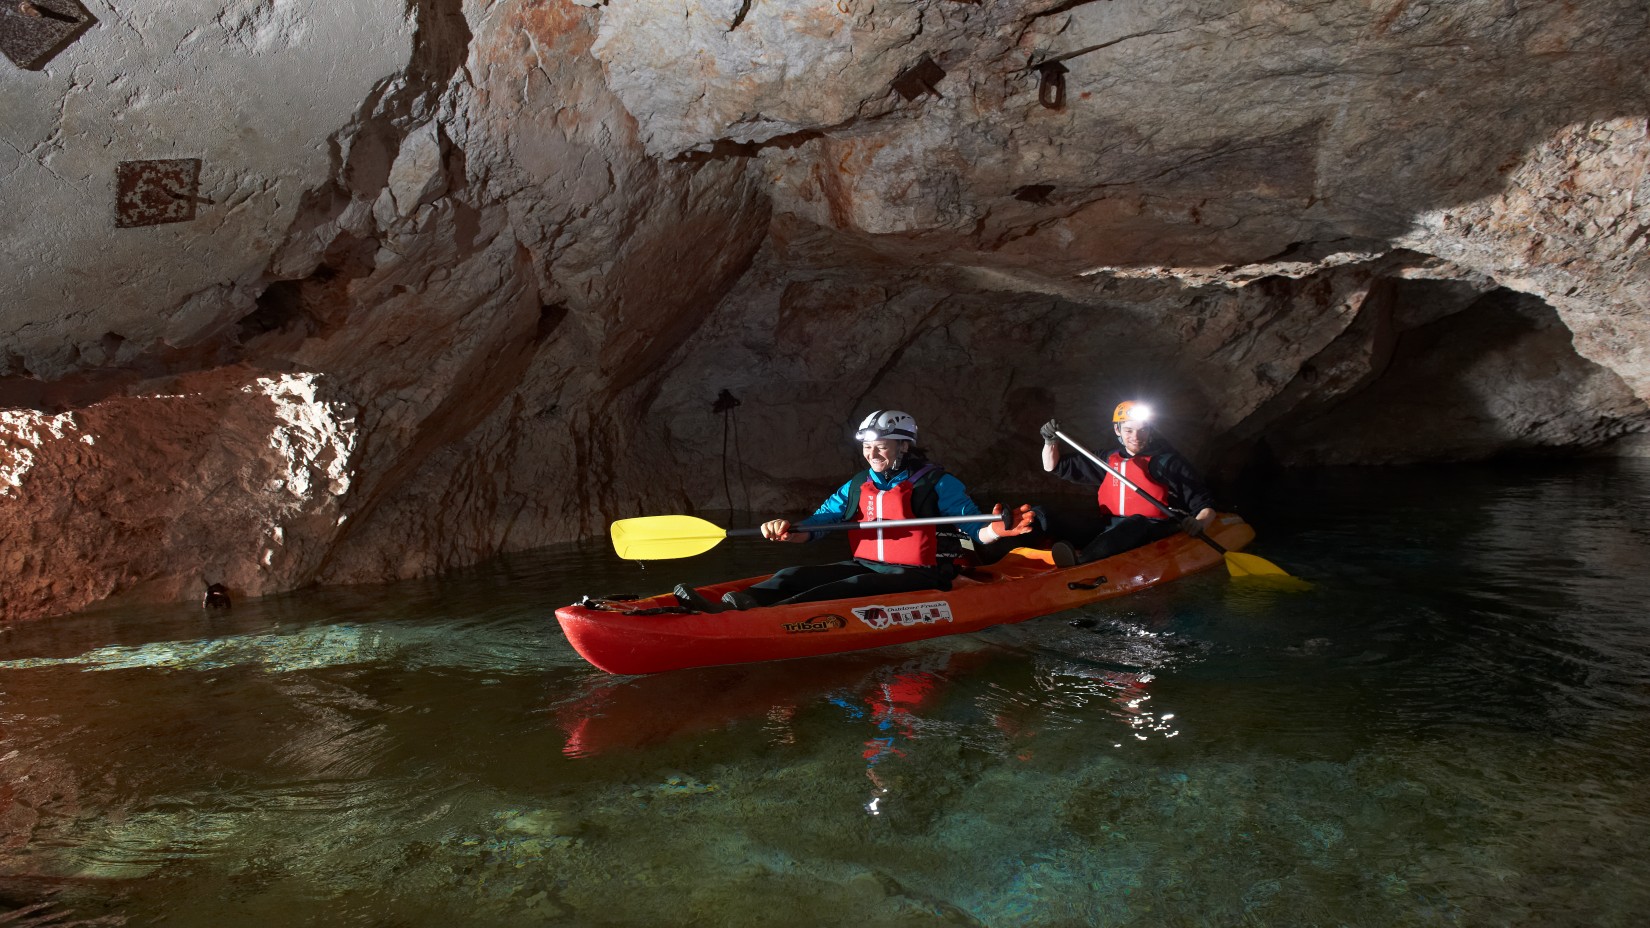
<box><xmin>724</xmin><ymin>513</ymin><xmax>1004</xmax><ymax>539</ymax></box>
<box><xmin>1054</xmin><ymin>430</ymin><xmax>1229</xmax><ymax>554</ymax></box>
<box><xmin>1053</xmin><ymin>431</ymin><xmax>1180</xmax><ymax>517</ymax></box>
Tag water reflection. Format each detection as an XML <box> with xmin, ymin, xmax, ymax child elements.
<box><xmin>553</xmin><ymin>631</ymin><xmax>1190</xmax><ymax>824</ymax></box>
<box><xmin>554</xmin><ymin>650</ymin><xmax>914</xmax><ymax>759</ymax></box>
<box><xmin>830</xmin><ymin>658</ymin><xmax>941</xmax><ymax>816</ymax></box>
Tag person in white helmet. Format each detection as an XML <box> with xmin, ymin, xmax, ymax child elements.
<box><xmin>674</xmin><ymin>409</ymin><xmax>1034</xmax><ymax>612</ymax></box>
<box><xmin>1038</xmin><ymin>400</ymin><xmax>1217</xmax><ymax>567</ymax></box>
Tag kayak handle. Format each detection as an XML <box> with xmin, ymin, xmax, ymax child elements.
<box><xmin>1067</xmin><ymin>575</ymin><xmax>1109</xmax><ymax>591</ymax></box>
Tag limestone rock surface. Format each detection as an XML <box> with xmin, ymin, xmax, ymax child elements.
<box><xmin>0</xmin><ymin>370</ymin><xmax>355</xmax><ymax>621</ymax></box>
<box><xmin>2</xmin><ymin>0</ymin><xmax>1648</xmax><ymax>621</ymax></box>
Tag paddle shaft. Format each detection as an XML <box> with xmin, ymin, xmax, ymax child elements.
<box><xmin>1053</xmin><ymin>430</ymin><xmax>1230</xmax><ymax>556</ymax></box>
<box><xmin>724</xmin><ymin>513</ymin><xmax>1005</xmax><ymax>539</ymax></box>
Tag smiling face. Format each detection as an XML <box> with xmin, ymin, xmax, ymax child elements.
<box><xmin>862</xmin><ymin>439</ymin><xmax>908</xmax><ymax>474</ymax></box>
<box><xmin>1115</xmin><ymin>421</ymin><xmax>1151</xmax><ymax>456</ymax></box>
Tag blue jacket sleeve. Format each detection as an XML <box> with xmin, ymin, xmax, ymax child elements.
<box><xmin>795</xmin><ymin>478</ymin><xmax>858</xmax><ymax>535</ymax></box>
<box><xmin>933</xmin><ymin>474</ymin><xmax>987</xmax><ymax>543</ymax></box>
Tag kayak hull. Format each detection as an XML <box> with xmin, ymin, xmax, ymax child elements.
<box><xmin>555</xmin><ymin>515</ymin><xmax>1256</xmax><ymax>675</ymax></box>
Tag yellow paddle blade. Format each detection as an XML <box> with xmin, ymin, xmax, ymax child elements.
<box><xmin>610</xmin><ymin>515</ymin><xmax>729</xmax><ymax>561</ymax></box>
<box><xmin>1224</xmin><ymin>552</ymin><xmax>1312</xmax><ymax>590</ymax></box>
<box><xmin>1224</xmin><ymin>551</ymin><xmax>1287</xmax><ymax>576</ymax></box>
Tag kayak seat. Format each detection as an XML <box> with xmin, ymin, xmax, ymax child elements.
<box><xmin>988</xmin><ymin>549</ymin><xmax>1057</xmax><ymax>578</ymax></box>
<box><xmin>958</xmin><ymin>547</ymin><xmax>1057</xmax><ymax>584</ymax></box>
<box><xmin>1005</xmin><ymin>547</ymin><xmax>1056</xmax><ymax>566</ymax></box>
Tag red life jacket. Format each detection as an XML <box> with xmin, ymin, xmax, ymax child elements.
<box><xmin>1098</xmin><ymin>452</ymin><xmax>1175</xmax><ymax>519</ymax></box>
<box><xmin>849</xmin><ymin>465</ymin><xmax>942</xmax><ymax>567</ymax></box>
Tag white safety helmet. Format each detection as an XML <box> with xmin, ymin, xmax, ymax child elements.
<box><xmin>854</xmin><ymin>409</ymin><xmax>918</xmax><ymax>443</ymax></box>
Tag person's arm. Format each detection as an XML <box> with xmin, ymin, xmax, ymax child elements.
<box><xmin>934</xmin><ymin>475</ymin><xmax>1034</xmax><ymax>545</ymax></box>
<box><xmin>763</xmin><ymin>478</ymin><xmax>857</xmax><ymax>542</ymax></box>
<box><xmin>932</xmin><ymin>474</ymin><xmax>989</xmax><ymax>544</ymax></box>
<box><xmin>1040</xmin><ymin>419</ymin><xmax>1061</xmax><ymax>472</ymax></box>
<box><xmin>1050</xmin><ymin>452</ymin><xmax>1107</xmax><ymax>486</ymax></box>
<box><xmin>1149</xmin><ymin>453</ymin><xmax>1218</xmax><ymax>532</ymax></box>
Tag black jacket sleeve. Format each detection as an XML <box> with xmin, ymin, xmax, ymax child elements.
<box><xmin>1050</xmin><ymin>451</ymin><xmax>1108</xmax><ymax>486</ymax></box>
<box><xmin>1146</xmin><ymin>450</ymin><xmax>1217</xmax><ymax>515</ymax></box>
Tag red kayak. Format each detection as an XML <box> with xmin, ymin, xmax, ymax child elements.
<box><xmin>555</xmin><ymin>514</ymin><xmax>1257</xmax><ymax>675</ymax></box>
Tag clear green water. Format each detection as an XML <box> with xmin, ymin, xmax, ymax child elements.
<box><xmin>3</xmin><ymin>462</ymin><xmax>1649</xmax><ymax>926</ymax></box>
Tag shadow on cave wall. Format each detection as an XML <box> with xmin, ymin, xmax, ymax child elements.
<box><xmin>1258</xmin><ymin>287</ymin><xmax>1650</xmax><ymax>468</ymax></box>
<box><xmin>650</xmin><ymin>252</ymin><xmax>1648</xmax><ymax>540</ymax></box>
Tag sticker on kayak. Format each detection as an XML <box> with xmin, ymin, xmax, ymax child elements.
<box><xmin>782</xmin><ymin>614</ymin><xmax>847</xmax><ymax>634</ymax></box>
<box><xmin>852</xmin><ymin>601</ymin><xmax>954</xmax><ymax>630</ymax></box>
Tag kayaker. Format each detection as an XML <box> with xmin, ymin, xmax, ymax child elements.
<box><xmin>1039</xmin><ymin>401</ymin><xmax>1217</xmax><ymax>567</ymax></box>
<box><xmin>674</xmin><ymin>409</ymin><xmax>1034</xmax><ymax>612</ymax></box>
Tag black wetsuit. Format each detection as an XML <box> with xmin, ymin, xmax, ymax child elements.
<box><xmin>1051</xmin><ymin>445</ymin><xmax>1216</xmax><ymax>562</ymax></box>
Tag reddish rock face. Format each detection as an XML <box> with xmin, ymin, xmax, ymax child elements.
<box><xmin>0</xmin><ymin>369</ymin><xmax>357</xmax><ymax>623</ymax></box>
<box><xmin>1</xmin><ymin>0</ymin><xmax>1647</xmax><ymax>621</ymax></box>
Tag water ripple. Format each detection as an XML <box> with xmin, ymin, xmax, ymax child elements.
<box><xmin>0</xmin><ymin>619</ymin><xmax>571</xmax><ymax>676</ymax></box>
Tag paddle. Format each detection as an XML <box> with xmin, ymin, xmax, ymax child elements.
<box><xmin>611</xmin><ymin>512</ymin><xmax>1011</xmax><ymax>561</ymax></box>
<box><xmin>1054</xmin><ymin>430</ymin><xmax>1305</xmax><ymax>584</ymax></box>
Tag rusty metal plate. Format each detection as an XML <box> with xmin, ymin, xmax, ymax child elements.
<box><xmin>0</xmin><ymin>0</ymin><xmax>91</xmax><ymax>70</ymax></box>
<box><xmin>116</xmin><ymin>159</ymin><xmax>203</xmax><ymax>228</ymax></box>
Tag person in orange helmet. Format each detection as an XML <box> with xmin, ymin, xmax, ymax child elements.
<box><xmin>1038</xmin><ymin>400</ymin><xmax>1217</xmax><ymax>567</ymax></box>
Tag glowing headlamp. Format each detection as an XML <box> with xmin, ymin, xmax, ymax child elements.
<box><xmin>1113</xmin><ymin>400</ymin><xmax>1153</xmax><ymax>425</ymax></box>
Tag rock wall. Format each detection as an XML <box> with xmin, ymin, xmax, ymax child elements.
<box><xmin>2</xmin><ymin>0</ymin><xmax>1648</xmax><ymax>620</ymax></box>
<box><xmin>0</xmin><ymin>370</ymin><xmax>356</xmax><ymax>619</ymax></box>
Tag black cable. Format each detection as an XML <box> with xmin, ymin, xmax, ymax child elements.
<box><xmin>712</xmin><ymin>389</ymin><xmax>744</xmax><ymax>525</ymax></box>
<box><xmin>731</xmin><ymin>404</ymin><xmax>752</xmax><ymax>516</ymax></box>
<box><xmin>721</xmin><ymin>406</ymin><xmax>735</xmax><ymax>523</ymax></box>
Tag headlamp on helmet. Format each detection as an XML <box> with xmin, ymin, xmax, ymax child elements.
<box><xmin>1112</xmin><ymin>401</ymin><xmax>1152</xmax><ymax>425</ymax></box>
<box><xmin>855</xmin><ymin>409</ymin><xmax>918</xmax><ymax>443</ymax></box>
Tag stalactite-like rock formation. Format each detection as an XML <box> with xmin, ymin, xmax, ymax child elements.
<box><xmin>2</xmin><ymin>0</ymin><xmax>1648</xmax><ymax>621</ymax></box>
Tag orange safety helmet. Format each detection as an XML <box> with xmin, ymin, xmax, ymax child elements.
<box><xmin>1112</xmin><ymin>401</ymin><xmax>1152</xmax><ymax>425</ymax></box>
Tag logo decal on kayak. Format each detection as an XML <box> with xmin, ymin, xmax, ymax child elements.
<box><xmin>783</xmin><ymin>614</ymin><xmax>846</xmax><ymax>634</ymax></box>
<box><xmin>853</xmin><ymin>601</ymin><xmax>953</xmax><ymax>630</ymax></box>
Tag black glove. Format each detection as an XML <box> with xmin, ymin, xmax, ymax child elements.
<box><xmin>1039</xmin><ymin>419</ymin><xmax>1061</xmax><ymax>444</ymax></box>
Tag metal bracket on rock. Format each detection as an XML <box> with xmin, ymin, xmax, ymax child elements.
<box><xmin>1036</xmin><ymin>61</ymin><xmax>1068</xmax><ymax>110</ymax></box>
<box><xmin>1</xmin><ymin>0</ymin><xmax>91</xmax><ymax>69</ymax></box>
<box><xmin>712</xmin><ymin>389</ymin><xmax>741</xmax><ymax>413</ymax></box>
